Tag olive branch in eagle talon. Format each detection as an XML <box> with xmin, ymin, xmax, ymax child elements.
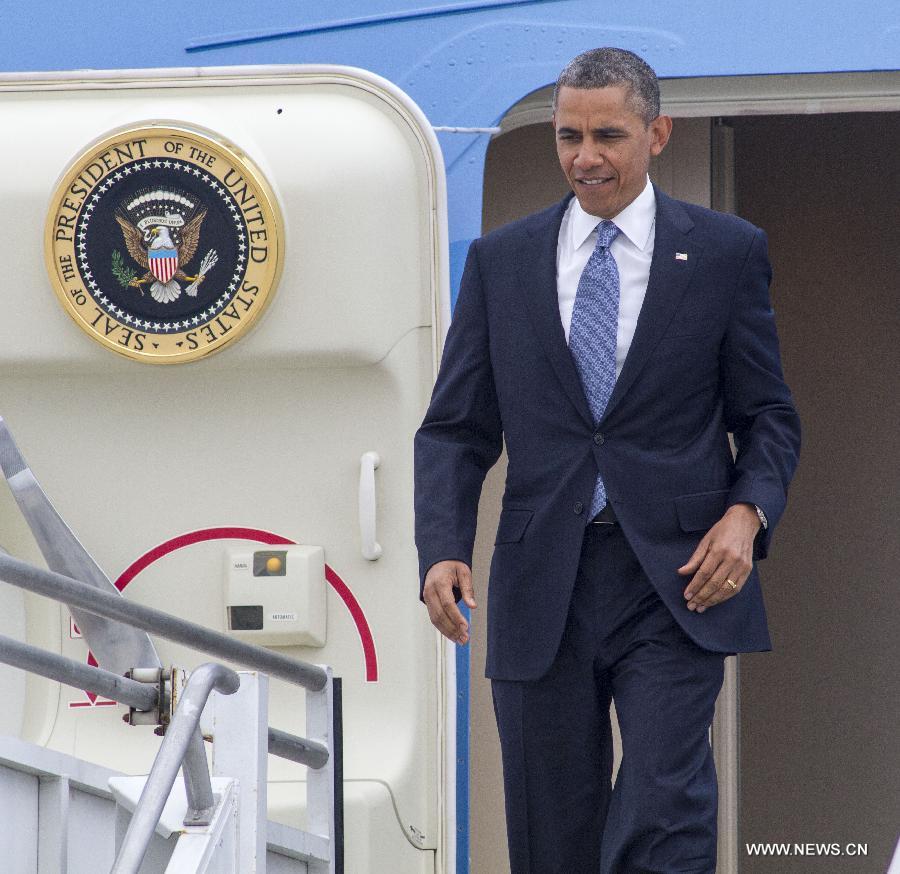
<box><xmin>114</xmin><ymin>208</ymin><xmax>217</xmax><ymax>304</ymax></box>
<box><xmin>110</xmin><ymin>250</ymin><xmax>137</xmax><ymax>288</ymax></box>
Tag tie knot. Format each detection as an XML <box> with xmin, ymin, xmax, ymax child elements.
<box><xmin>593</xmin><ymin>220</ymin><xmax>619</xmax><ymax>250</ymax></box>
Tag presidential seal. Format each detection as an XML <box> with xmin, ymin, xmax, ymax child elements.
<box><xmin>45</xmin><ymin>124</ymin><xmax>283</xmax><ymax>363</ymax></box>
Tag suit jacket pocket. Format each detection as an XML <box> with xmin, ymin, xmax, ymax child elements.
<box><xmin>674</xmin><ymin>488</ymin><xmax>730</xmax><ymax>533</ymax></box>
<box><xmin>495</xmin><ymin>507</ymin><xmax>534</xmax><ymax>544</ymax></box>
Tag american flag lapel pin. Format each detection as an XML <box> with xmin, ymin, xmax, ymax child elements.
<box><xmin>675</xmin><ymin>252</ymin><xmax>688</xmax><ymax>261</ymax></box>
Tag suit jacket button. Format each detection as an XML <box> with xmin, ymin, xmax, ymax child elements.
<box><xmin>574</xmin><ymin>501</ymin><xmax>584</xmax><ymax>515</ymax></box>
<box><xmin>593</xmin><ymin>432</ymin><xmax>605</xmax><ymax>445</ymax></box>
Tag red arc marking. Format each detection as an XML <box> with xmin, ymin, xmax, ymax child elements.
<box><xmin>71</xmin><ymin>526</ymin><xmax>377</xmax><ymax>707</ymax></box>
<box><xmin>115</xmin><ymin>527</ymin><xmax>378</xmax><ymax>682</ymax></box>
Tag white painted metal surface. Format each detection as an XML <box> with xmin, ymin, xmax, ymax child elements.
<box><xmin>0</xmin><ymin>670</ymin><xmax>334</xmax><ymax>873</ymax></box>
<box><xmin>304</xmin><ymin>667</ymin><xmax>336</xmax><ymax>874</ymax></box>
<box><xmin>0</xmin><ymin>737</ymin><xmax>320</xmax><ymax>874</ymax></box>
<box><xmin>208</xmin><ymin>672</ymin><xmax>270</xmax><ymax>872</ymax></box>
<box><xmin>0</xmin><ymin>64</ymin><xmax>450</xmax><ymax>873</ymax></box>
<box><xmin>163</xmin><ymin>780</ymin><xmax>239</xmax><ymax>874</ymax></box>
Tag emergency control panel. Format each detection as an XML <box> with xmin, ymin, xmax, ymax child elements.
<box><xmin>225</xmin><ymin>546</ymin><xmax>327</xmax><ymax>646</ymax></box>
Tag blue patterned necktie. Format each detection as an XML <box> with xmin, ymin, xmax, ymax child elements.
<box><xmin>568</xmin><ymin>219</ymin><xmax>620</xmax><ymax>519</ymax></box>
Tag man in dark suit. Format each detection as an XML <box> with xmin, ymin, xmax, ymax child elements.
<box><xmin>415</xmin><ymin>47</ymin><xmax>800</xmax><ymax>873</ymax></box>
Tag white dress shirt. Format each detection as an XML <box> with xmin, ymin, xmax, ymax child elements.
<box><xmin>556</xmin><ymin>175</ymin><xmax>656</xmax><ymax>379</ymax></box>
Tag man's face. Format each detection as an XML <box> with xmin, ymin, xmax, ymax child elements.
<box><xmin>553</xmin><ymin>85</ymin><xmax>672</xmax><ymax>218</ymax></box>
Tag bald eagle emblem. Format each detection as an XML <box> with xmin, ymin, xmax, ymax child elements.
<box><xmin>113</xmin><ymin>189</ymin><xmax>218</xmax><ymax>303</ymax></box>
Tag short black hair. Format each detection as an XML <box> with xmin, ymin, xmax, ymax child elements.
<box><xmin>553</xmin><ymin>47</ymin><xmax>660</xmax><ymax>124</ymax></box>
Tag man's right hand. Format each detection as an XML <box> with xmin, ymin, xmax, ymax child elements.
<box><xmin>423</xmin><ymin>560</ymin><xmax>477</xmax><ymax>645</ymax></box>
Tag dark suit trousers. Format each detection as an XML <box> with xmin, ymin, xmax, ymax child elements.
<box><xmin>491</xmin><ymin>521</ymin><xmax>726</xmax><ymax>874</ymax></box>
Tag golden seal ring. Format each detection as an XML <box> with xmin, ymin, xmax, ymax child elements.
<box><xmin>45</xmin><ymin>123</ymin><xmax>283</xmax><ymax>363</ymax></box>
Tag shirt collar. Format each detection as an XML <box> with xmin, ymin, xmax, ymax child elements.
<box><xmin>570</xmin><ymin>176</ymin><xmax>656</xmax><ymax>252</ymax></box>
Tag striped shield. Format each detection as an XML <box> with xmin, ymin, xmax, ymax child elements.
<box><xmin>149</xmin><ymin>248</ymin><xmax>179</xmax><ymax>283</ymax></box>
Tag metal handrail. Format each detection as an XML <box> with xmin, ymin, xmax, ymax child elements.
<box><xmin>0</xmin><ymin>622</ymin><xmax>338</xmax><ymax>866</ymax></box>
<box><xmin>0</xmin><ymin>552</ymin><xmax>327</xmax><ymax>691</ymax></box>
<box><xmin>0</xmin><ymin>632</ymin><xmax>328</xmax><ymax>769</ymax></box>
<box><xmin>269</xmin><ymin>725</ymin><xmax>329</xmax><ymax>771</ymax></box>
<box><xmin>0</xmin><ymin>558</ymin><xmax>332</xmax><ymax>768</ymax></box>
<box><xmin>0</xmin><ymin>632</ymin><xmax>158</xmax><ymax>711</ymax></box>
<box><xmin>111</xmin><ymin>663</ymin><xmax>240</xmax><ymax>874</ymax></box>
<box><xmin>181</xmin><ymin>725</ymin><xmax>217</xmax><ymax>825</ymax></box>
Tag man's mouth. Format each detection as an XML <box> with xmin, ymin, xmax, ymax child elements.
<box><xmin>577</xmin><ymin>176</ymin><xmax>614</xmax><ymax>187</ymax></box>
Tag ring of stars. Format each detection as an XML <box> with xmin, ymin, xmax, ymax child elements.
<box><xmin>75</xmin><ymin>158</ymin><xmax>248</xmax><ymax>334</ymax></box>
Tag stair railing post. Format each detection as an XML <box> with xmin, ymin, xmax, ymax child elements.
<box><xmin>208</xmin><ymin>670</ymin><xmax>269</xmax><ymax>873</ymax></box>
<box><xmin>306</xmin><ymin>666</ymin><xmax>336</xmax><ymax>874</ymax></box>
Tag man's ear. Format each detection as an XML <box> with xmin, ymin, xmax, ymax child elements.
<box><xmin>650</xmin><ymin>114</ymin><xmax>673</xmax><ymax>157</ymax></box>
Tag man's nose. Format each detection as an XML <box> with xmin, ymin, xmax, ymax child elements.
<box><xmin>573</xmin><ymin>145</ymin><xmax>604</xmax><ymax>170</ymax></box>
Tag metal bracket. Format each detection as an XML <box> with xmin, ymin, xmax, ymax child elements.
<box><xmin>123</xmin><ymin>666</ymin><xmax>186</xmax><ymax>731</ymax></box>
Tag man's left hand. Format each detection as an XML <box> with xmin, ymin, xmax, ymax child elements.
<box><xmin>677</xmin><ymin>503</ymin><xmax>761</xmax><ymax>613</ymax></box>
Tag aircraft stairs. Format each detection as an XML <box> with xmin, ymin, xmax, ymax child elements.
<box><xmin>0</xmin><ymin>418</ymin><xmax>342</xmax><ymax>873</ymax></box>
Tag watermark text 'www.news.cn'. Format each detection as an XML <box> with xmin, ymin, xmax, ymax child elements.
<box><xmin>745</xmin><ymin>842</ymin><xmax>868</xmax><ymax>857</ymax></box>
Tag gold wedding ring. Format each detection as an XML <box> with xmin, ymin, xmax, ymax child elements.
<box><xmin>725</xmin><ymin>578</ymin><xmax>737</xmax><ymax>589</ymax></box>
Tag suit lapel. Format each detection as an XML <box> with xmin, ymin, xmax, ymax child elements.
<box><xmin>515</xmin><ymin>187</ymin><xmax>703</xmax><ymax>429</ymax></box>
<box><xmin>516</xmin><ymin>194</ymin><xmax>595</xmax><ymax>429</ymax></box>
<box><xmin>601</xmin><ymin>187</ymin><xmax>703</xmax><ymax>421</ymax></box>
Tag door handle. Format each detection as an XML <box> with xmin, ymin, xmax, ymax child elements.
<box><xmin>358</xmin><ymin>452</ymin><xmax>382</xmax><ymax>561</ymax></box>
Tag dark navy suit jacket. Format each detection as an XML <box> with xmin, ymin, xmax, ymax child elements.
<box><xmin>414</xmin><ymin>187</ymin><xmax>801</xmax><ymax>682</ymax></box>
